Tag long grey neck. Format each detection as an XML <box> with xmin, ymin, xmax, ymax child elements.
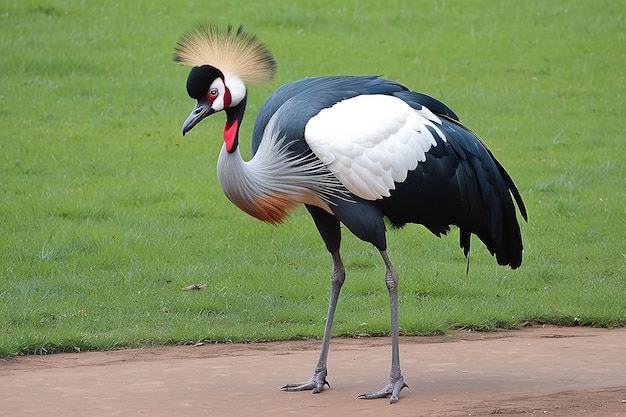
<box><xmin>217</xmin><ymin>144</ymin><xmax>265</xmax><ymax>215</ymax></box>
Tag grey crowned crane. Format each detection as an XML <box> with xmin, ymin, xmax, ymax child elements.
<box><xmin>175</xmin><ymin>25</ymin><xmax>527</xmax><ymax>404</ymax></box>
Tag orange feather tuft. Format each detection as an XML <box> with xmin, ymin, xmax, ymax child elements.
<box><xmin>241</xmin><ymin>193</ymin><xmax>298</xmax><ymax>225</ymax></box>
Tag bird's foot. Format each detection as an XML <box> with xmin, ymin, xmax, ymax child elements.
<box><xmin>357</xmin><ymin>376</ymin><xmax>408</xmax><ymax>404</ymax></box>
<box><xmin>281</xmin><ymin>369</ymin><xmax>330</xmax><ymax>394</ymax></box>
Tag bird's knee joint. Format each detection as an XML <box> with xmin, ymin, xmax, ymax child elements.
<box><xmin>384</xmin><ymin>270</ymin><xmax>399</xmax><ymax>292</ymax></box>
<box><xmin>331</xmin><ymin>272</ymin><xmax>345</xmax><ymax>287</ymax></box>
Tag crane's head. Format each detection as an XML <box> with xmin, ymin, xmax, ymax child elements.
<box><xmin>181</xmin><ymin>64</ymin><xmax>246</xmax><ymax>135</ymax></box>
<box><xmin>175</xmin><ymin>24</ymin><xmax>276</xmax><ymax>141</ymax></box>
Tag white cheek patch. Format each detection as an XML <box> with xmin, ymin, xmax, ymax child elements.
<box><xmin>305</xmin><ymin>95</ymin><xmax>445</xmax><ymax>201</ymax></box>
<box><xmin>224</xmin><ymin>75</ymin><xmax>246</xmax><ymax>107</ymax></box>
<box><xmin>208</xmin><ymin>78</ymin><xmax>227</xmax><ymax>111</ymax></box>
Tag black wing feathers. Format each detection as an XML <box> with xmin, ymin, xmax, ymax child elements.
<box><xmin>376</xmin><ymin>110</ymin><xmax>524</xmax><ymax>268</ymax></box>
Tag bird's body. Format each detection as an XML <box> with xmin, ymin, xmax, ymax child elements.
<box><xmin>244</xmin><ymin>75</ymin><xmax>524</xmax><ymax>267</ymax></box>
<box><xmin>175</xmin><ymin>25</ymin><xmax>527</xmax><ymax>404</ymax></box>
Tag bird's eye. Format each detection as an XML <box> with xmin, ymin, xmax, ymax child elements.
<box><xmin>208</xmin><ymin>88</ymin><xmax>219</xmax><ymax>98</ymax></box>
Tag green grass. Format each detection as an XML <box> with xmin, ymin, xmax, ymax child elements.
<box><xmin>1</xmin><ymin>0</ymin><xmax>624</xmax><ymax>357</ymax></box>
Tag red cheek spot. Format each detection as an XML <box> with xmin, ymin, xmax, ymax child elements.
<box><xmin>224</xmin><ymin>119</ymin><xmax>239</xmax><ymax>152</ymax></box>
<box><xmin>223</xmin><ymin>86</ymin><xmax>232</xmax><ymax>108</ymax></box>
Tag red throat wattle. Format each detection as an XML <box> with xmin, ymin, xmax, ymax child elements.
<box><xmin>223</xmin><ymin>119</ymin><xmax>239</xmax><ymax>152</ymax></box>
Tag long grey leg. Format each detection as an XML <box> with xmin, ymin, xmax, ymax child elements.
<box><xmin>358</xmin><ymin>250</ymin><xmax>408</xmax><ymax>403</ymax></box>
<box><xmin>282</xmin><ymin>250</ymin><xmax>345</xmax><ymax>393</ymax></box>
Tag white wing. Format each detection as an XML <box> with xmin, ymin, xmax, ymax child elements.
<box><xmin>304</xmin><ymin>94</ymin><xmax>447</xmax><ymax>200</ymax></box>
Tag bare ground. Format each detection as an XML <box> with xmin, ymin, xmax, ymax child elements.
<box><xmin>1</xmin><ymin>326</ymin><xmax>625</xmax><ymax>416</ymax></box>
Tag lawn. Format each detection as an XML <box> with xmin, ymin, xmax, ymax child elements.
<box><xmin>0</xmin><ymin>0</ymin><xmax>624</xmax><ymax>357</ymax></box>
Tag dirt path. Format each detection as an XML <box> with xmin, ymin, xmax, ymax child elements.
<box><xmin>2</xmin><ymin>326</ymin><xmax>625</xmax><ymax>416</ymax></box>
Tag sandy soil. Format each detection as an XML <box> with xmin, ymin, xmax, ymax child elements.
<box><xmin>1</xmin><ymin>326</ymin><xmax>625</xmax><ymax>416</ymax></box>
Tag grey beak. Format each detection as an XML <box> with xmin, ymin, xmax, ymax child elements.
<box><xmin>182</xmin><ymin>99</ymin><xmax>215</xmax><ymax>136</ymax></box>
